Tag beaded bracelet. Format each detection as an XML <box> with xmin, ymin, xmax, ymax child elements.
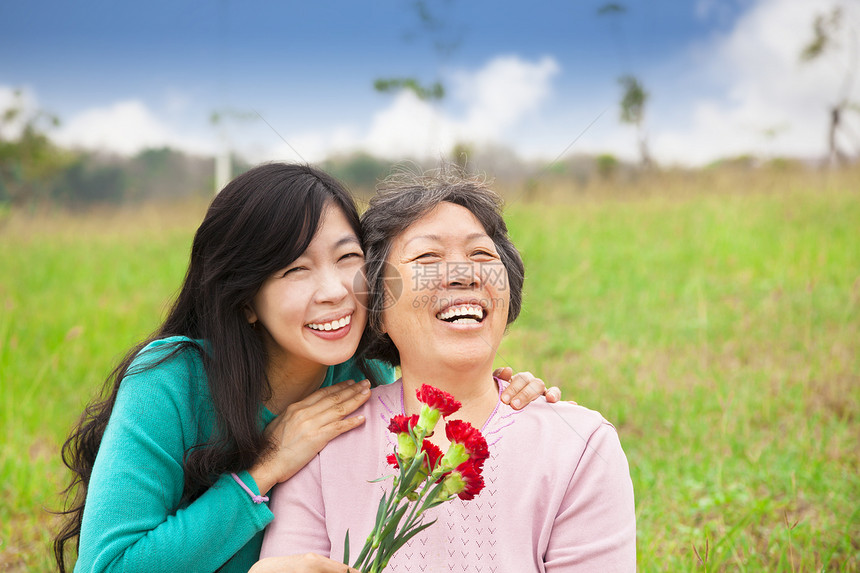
<box><xmin>231</xmin><ymin>473</ymin><xmax>269</xmax><ymax>504</ymax></box>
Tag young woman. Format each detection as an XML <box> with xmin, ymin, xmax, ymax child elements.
<box><xmin>55</xmin><ymin>163</ymin><xmax>555</xmax><ymax>573</ymax></box>
<box><xmin>259</xmin><ymin>167</ymin><xmax>636</xmax><ymax>571</ymax></box>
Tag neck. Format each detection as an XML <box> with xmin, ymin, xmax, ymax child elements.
<box><xmin>400</xmin><ymin>361</ymin><xmax>499</xmax><ymax>432</ymax></box>
<box><xmin>264</xmin><ymin>351</ymin><xmax>328</xmax><ymax>416</ymax></box>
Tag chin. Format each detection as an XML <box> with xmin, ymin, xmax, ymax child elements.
<box><xmin>430</xmin><ymin>348</ymin><xmax>495</xmax><ymax>372</ymax></box>
<box><xmin>312</xmin><ymin>343</ymin><xmax>360</xmax><ymax>366</ymax></box>
<box><xmin>329</xmin><ymin>348</ymin><xmax>361</xmax><ymax>365</ymax></box>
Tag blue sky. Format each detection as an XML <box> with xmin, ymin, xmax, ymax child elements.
<box><xmin>1</xmin><ymin>0</ymin><xmax>857</xmax><ymax>165</ymax></box>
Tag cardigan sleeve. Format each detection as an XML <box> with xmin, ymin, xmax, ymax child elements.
<box><xmin>259</xmin><ymin>453</ymin><xmax>332</xmax><ymax>559</ymax></box>
<box><xmin>544</xmin><ymin>422</ymin><xmax>637</xmax><ymax>572</ymax></box>
<box><xmin>75</xmin><ymin>347</ymin><xmax>273</xmax><ymax>572</ymax></box>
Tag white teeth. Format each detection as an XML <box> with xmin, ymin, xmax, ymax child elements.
<box><xmin>435</xmin><ymin>304</ymin><xmax>483</xmax><ymax>322</ymax></box>
<box><xmin>308</xmin><ymin>314</ymin><xmax>351</xmax><ymax>331</ymax></box>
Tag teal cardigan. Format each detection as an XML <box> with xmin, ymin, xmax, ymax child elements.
<box><xmin>75</xmin><ymin>336</ymin><xmax>394</xmax><ymax>572</ymax></box>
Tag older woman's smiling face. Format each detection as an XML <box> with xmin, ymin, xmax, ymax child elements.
<box><xmin>381</xmin><ymin>201</ymin><xmax>510</xmax><ymax>373</ymax></box>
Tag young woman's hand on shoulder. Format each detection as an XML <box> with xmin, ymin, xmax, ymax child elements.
<box><xmin>249</xmin><ymin>379</ymin><xmax>372</xmax><ymax>494</ymax></box>
<box><xmin>495</xmin><ymin>367</ymin><xmax>563</xmax><ymax>409</ymax></box>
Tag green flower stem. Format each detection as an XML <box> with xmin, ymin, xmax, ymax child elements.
<box><xmin>355</xmin><ymin>473</ymin><xmax>440</xmax><ymax>571</ymax></box>
<box><xmin>354</xmin><ymin>479</ymin><xmax>412</xmax><ymax>571</ymax></box>
<box><xmin>350</xmin><ymin>419</ymin><xmax>450</xmax><ymax>572</ymax></box>
<box><xmin>397</xmin><ymin>480</ymin><xmax>433</xmax><ymax>537</ymax></box>
<box><xmin>377</xmin><ymin>477</ymin><xmax>446</xmax><ymax>569</ymax></box>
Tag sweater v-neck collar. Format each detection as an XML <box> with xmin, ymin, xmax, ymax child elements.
<box><xmin>397</xmin><ymin>377</ymin><xmax>507</xmax><ymax>434</ymax></box>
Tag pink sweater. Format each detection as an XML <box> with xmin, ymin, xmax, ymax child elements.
<box><xmin>260</xmin><ymin>381</ymin><xmax>636</xmax><ymax>572</ymax></box>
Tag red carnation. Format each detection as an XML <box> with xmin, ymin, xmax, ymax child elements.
<box><xmin>389</xmin><ymin>414</ymin><xmax>421</xmax><ymax>459</ymax></box>
<box><xmin>387</xmin><ymin>440</ymin><xmax>443</xmax><ymax>472</ymax></box>
<box><xmin>387</xmin><ymin>414</ymin><xmax>419</xmax><ymax>435</ymax></box>
<box><xmin>416</xmin><ymin>385</ymin><xmax>461</xmax><ymax>417</ymax></box>
<box><xmin>444</xmin><ymin>419</ymin><xmax>489</xmax><ymax>470</ymax></box>
<box><xmin>421</xmin><ymin>440</ymin><xmax>444</xmax><ymax>471</ymax></box>
<box><xmin>437</xmin><ymin>460</ymin><xmax>485</xmax><ymax>501</ymax></box>
<box><xmin>453</xmin><ymin>461</ymin><xmax>485</xmax><ymax>500</ymax></box>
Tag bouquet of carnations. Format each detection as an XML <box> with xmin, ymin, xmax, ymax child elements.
<box><xmin>343</xmin><ymin>384</ymin><xmax>488</xmax><ymax>573</ymax></box>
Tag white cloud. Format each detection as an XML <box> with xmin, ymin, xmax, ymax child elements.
<box><xmin>263</xmin><ymin>54</ymin><xmax>561</xmax><ymax>162</ymax></box>
<box><xmin>362</xmin><ymin>90</ymin><xmax>455</xmax><ymax>159</ymax></box>
<box><xmin>261</xmin><ymin>125</ymin><xmax>363</xmax><ymax>164</ymax></box>
<box><xmin>53</xmin><ymin>99</ymin><xmax>215</xmax><ymax>156</ymax></box>
<box><xmin>163</xmin><ymin>89</ymin><xmax>193</xmax><ymax>115</ymax></box>
<box><xmin>654</xmin><ymin>0</ymin><xmax>860</xmax><ymax>165</ymax></box>
<box><xmin>457</xmin><ymin>55</ymin><xmax>560</xmax><ymax>140</ymax></box>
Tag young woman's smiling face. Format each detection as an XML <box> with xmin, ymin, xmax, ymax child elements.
<box><xmin>248</xmin><ymin>202</ymin><xmax>367</xmax><ymax>372</ymax></box>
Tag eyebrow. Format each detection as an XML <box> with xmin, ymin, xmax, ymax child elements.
<box><xmin>335</xmin><ymin>235</ymin><xmax>362</xmax><ymax>248</ymax></box>
<box><xmin>404</xmin><ymin>232</ymin><xmax>488</xmax><ymax>247</ymax></box>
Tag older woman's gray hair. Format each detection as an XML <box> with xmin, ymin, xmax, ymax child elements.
<box><xmin>360</xmin><ymin>164</ymin><xmax>525</xmax><ymax>367</ymax></box>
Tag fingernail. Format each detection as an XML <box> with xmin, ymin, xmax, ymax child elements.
<box><xmin>500</xmin><ymin>393</ymin><xmax>510</xmax><ymax>404</ymax></box>
<box><xmin>347</xmin><ymin>379</ymin><xmax>356</xmax><ymax>385</ymax></box>
<box><xmin>512</xmin><ymin>398</ymin><xmax>521</xmax><ymax>409</ymax></box>
<box><xmin>361</xmin><ymin>386</ymin><xmax>370</xmax><ymax>394</ymax></box>
<box><xmin>360</xmin><ymin>380</ymin><xmax>371</xmax><ymax>388</ymax></box>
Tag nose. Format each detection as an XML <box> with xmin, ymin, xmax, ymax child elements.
<box><xmin>313</xmin><ymin>266</ymin><xmax>350</xmax><ymax>304</ymax></box>
<box><xmin>444</xmin><ymin>260</ymin><xmax>481</xmax><ymax>289</ymax></box>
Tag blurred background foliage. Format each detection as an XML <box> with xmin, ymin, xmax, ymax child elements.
<box><xmin>2</xmin><ymin>89</ymin><xmax>850</xmax><ymax>210</ymax></box>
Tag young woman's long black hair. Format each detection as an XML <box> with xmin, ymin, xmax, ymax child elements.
<box><xmin>54</xmin><ymin>163</ymin><xmax>375</xmax><ymax>571</ymax></box>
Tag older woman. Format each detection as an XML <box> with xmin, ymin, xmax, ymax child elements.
<box><xmin>260</xmin><ymin>167</ymin><xmax>636</xmax><ymax>572</ymax></box>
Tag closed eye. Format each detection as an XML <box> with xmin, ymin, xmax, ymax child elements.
<box><xmin>281</xmin><ymin>266</ymin><xmax>307</xmax><ymax>277</ymax></box>
<box><xmin>340</xmin><ymin>251</ymin><xmax>364</xmax><ymax>262</ymax></box>
<box><xmin>472</xmin><ymin>249</ymin><xmax>499</xmax><ymax>259</ymax></box>
<box><xmin>414</xmin><ymin>252</ymin><xmax>441</xmax><ymax>261</ymax></box>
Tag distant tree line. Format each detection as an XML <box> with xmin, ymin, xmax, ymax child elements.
<box><xmin>0</xmin><ymin>92</ymin><xmax>209</xmax><ymax>206</ymax></box>
<box><xmin>0</xmin><ymin>144</ymin><xmax>224</xmax><ymax>207</ymax></box>
<box><xmin>1</xmin><ymin>87</ymin><xmax>853</xmax><ymax>210</ymax></box>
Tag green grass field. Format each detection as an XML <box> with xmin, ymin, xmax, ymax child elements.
<box><xmin>1</xmin><ymin>172</ymin><xmax>858</xmax><ymax>571</ymax></box>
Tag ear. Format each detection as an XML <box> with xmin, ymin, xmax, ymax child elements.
<box><xmin>244</xmin><ymin>304</ymin><xmax>258</xmax><ymax>324</ymax></box>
